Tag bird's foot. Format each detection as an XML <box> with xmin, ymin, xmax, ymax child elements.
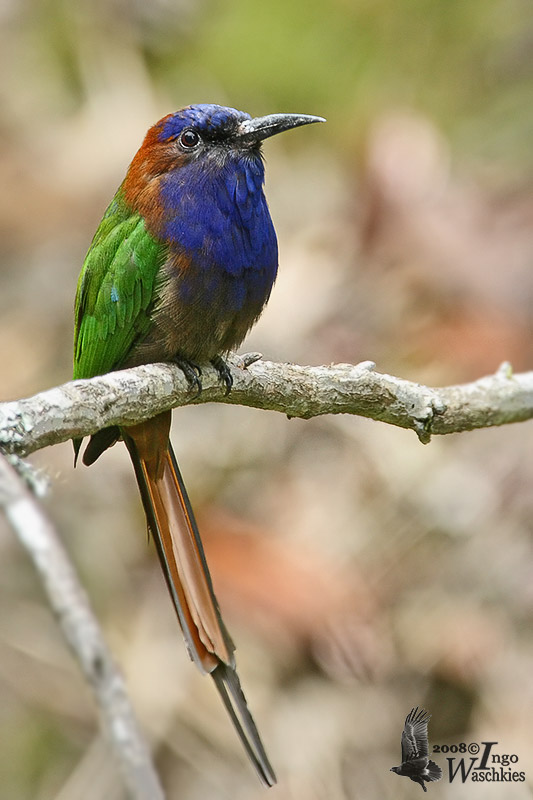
<box><xmin>210</xmin><ymin>355</ymin><xmax>233</xmax><ymax>395</ymax></box>
<box><xmin>173</xmin><ymin>357</ymin><xmax>203</xmax><ymax>396</ymax></box>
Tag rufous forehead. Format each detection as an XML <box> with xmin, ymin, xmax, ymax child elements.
<box><xmin>156</xmin><ymin>104</ymin><xmax>252</xmax><ymax>142</ymax></box>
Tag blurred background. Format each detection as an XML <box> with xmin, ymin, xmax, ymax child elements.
<box><xmin>1</xmin><ymin>0</ymin><xmax>533</xmax><ymax>797</ymax></box>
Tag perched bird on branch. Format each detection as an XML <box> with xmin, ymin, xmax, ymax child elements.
<box><xmin>390</xmin><ymin>707</ymin><xmax>442</xmax><ymax>792</ymax></box>
<box><xmin>73</xmin><ymin>103</ymin><xmax>324</xmax><ymax>785</ymax></box>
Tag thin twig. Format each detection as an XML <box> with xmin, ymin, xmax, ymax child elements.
<box><xmin>0</xmin><ymin>452</ymin><xmax>166</xmax><ymax>800</ymax></box>
<box><xmin>1</xmin><ymin>358</ymin><xmax>532</xmax><ymax>456</ymax></box>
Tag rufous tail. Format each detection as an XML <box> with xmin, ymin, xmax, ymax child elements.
<box><xmin>123</xmin><ymin>411</ymin><xmax>276</xmax><ymax>787</ymax></box>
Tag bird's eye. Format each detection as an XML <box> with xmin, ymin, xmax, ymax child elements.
<box><xmin>179</xmin><ymin>129</ymin><xmax>200</xmax><ymax>149</ymax></box>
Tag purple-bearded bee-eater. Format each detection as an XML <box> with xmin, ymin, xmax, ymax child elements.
<box><xmin>73</xmin><ymin>104</ymin><xmax>325</xmax><ymax>785</ymax></box>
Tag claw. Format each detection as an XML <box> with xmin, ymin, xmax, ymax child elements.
<box><xmin>173</xmin><ymin>358</ymin><xmax>203</xmax><ymax>396</ymax></box>
<box><xmin>211</xmin><ymin>355</ymin><xmax>233</xmax><ymax>395</ymax></box>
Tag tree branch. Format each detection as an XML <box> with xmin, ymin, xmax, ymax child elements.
<box><xmin>0</xmin><ymin>452</ymin><xmax>166</xmax><ymax>800</ymax></box>
<box><xmin>1</xmin><ymin>357</ymin><xmax>533</xmax><ymax>456</ymax></box>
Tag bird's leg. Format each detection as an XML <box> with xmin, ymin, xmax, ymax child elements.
<box><xmin>172</xmin><ymin>357</ymin><xmax>203</xmax><ymax>396</ymax></box>
<box><xmin>210</xmin><ymin>354</ymin><xmax>233</xmax><ymax>395</ymax></box>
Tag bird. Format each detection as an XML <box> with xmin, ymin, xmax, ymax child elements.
<box><xmin>73</xmin><ymin>103</ymin><xmax>325</xmax><ymax>786</ymax></box>
<box><xmin>390</xmin><ymin>707</ymin><xmax>442</xmax><ymax>791</ymax></box>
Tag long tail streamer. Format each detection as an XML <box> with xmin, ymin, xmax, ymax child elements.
<box><xmin>124</xmin><ymin>412</ymin><xmax>276</xmax><ymax>786</ymax></box>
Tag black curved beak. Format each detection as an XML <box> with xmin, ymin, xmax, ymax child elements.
<box><xmin>238</xmin><ymin>112</ymin><xmax>326</xmax><ymax>143</ymax></box>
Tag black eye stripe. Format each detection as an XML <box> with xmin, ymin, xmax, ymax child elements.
<box><xmin>179</xmin><ymin>129</ymin><xmax>200</xmax><ymax>148</ymax></box>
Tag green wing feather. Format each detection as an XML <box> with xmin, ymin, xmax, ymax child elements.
<box><xmin>74</xmin><ymin>188</ymin><xmax>165</xmax><ymax>380</ymax></box>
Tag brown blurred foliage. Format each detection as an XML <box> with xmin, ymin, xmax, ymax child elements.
<box><xmin>1</xmin><ymin>1</ymin><xmax>533</xmax><ymax>798</ymax></box>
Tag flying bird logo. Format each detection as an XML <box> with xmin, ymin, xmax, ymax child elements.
<box><xmin>390</xmin><ymin>707</ymin><xmax>442</xmax><ymax>792</ymax></box>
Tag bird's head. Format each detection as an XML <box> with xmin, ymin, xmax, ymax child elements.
<box><xmin>124</xmin><ymin>104</ymin><xmax>324</xmax><ymax>193</ymax></box>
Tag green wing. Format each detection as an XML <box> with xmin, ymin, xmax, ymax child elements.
<box><xmin>74</xmin><ymin>188</ymin><xmax>165</xmax><ymax>380</ymax></box>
